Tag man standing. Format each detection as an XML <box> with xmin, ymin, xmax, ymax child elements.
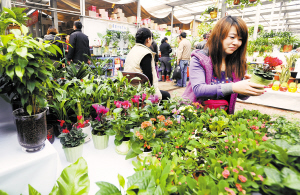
<box><xmin>150</xmin><ymin>33</ymin><xmax>159</xmax><ymax>78</ymax></box>
<box><xmin>67</xmin><ymin>21</ymin><xmax>91</xmax><ymax>64</ymax></box>
<box><xmin>176</xmin><ymin>32</ymin><xmax>191</xmax><ymax>87</ymax></box>
<box><xmin>196</xmin><ymin>30</ymin><xmax>211</xmax><ymax>50</ymax></box>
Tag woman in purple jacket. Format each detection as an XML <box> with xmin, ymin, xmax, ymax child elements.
<box><xmin>182</xmin><ymin>16</ymin><xmax>265</xmax><ymax>114</ymax></box>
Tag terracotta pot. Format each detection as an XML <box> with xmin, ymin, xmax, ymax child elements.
<box><xmin>249</xmin><ymin>0</ymin><xmax>257</xmax><ymax>2</ymax></box>
<box><xmin>234</xmin><ymin>0</ymin><xmax>240</xmax><ymax>5</ymax></box>
<box><xmin>283</xmin><ymin>45</ymin><xmax>292</xmax><ymax>53</ymax></box>
<box><xmin>274</xmin><ymin>74</ymin><xmax>280</xmax><ymax>81</ymax></box>
<box><xmin>287</xmin><ymin>77</ymin><xmax>295</xmax><ymax>85</ymax></box>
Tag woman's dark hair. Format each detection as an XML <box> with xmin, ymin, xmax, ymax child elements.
<box><xmin>74</xmin><ymin>21</ymin><xmax>82</xmax><ymax>30</ymax></box>
<box><xmin>161</xmin><ymin>37</ymin><xmax>168</xmax><ymax>44</ymax></box>
<box><xmin>47</xmin><ymin>26</ymin><xmax>58</xmax><ymax>35</ymax></box>
<box><xmin>206</xmin><ymin>15</ymin><xmax>248</xmax><ymax>80</ymax></box>
<box><xmin>135</xmin><ymin>28</ymin><xmax>152</xmax><ymax>44</ymax></box>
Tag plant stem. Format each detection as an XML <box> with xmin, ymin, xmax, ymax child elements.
<box><xmin>77</xmin><ymin>101</ymin><xmax>84</xmax><ymax>123</ymax></box>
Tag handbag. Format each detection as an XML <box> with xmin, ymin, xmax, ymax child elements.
<box><xmin>202</xmin><ymin>100</ymin><xmax>228</xmax><ymax>111</ymax></box>
<box><xmin>172</xmin><ymin>65</ymin><xmax>181</xmax><ymax>80</ymax></box>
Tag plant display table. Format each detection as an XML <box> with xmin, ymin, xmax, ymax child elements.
<box><xmin>237</xmin><ymin>88</ymin><xmax>300</xmax><ymax>111</ymax></box>
<box><xmin>52</xmin><ymin>136</ymin><xmax>135</xmax><ymax>194</ymax></box>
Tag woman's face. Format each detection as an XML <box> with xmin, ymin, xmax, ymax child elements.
<box><xmin>222</xmin><ymin>26</ymin><xmax>242</xmax><ymax>56</ymax></box>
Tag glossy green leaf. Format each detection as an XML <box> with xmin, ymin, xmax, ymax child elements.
<box><xmin>28</xmin><ymin>184</ymin><xmax>41</xmax><ymax>195</ymax></box>
<box><xmin>26</xmin><ymin>67</ymin><xmax>34</xmax><ymax>76</ymax></box>
<box><xmin>7</xmin><ymin>45</ymin><xmax>17</xmax><ymax>53</ymax></box>
<box><xmin>186</xmin><ymin>176</ymin><xmax>197</xmax><ymax>191</ymax></box>
<box><xmin>15</xmin><ymin>65</ymin><xmax>24</xmax><ymax>80</ymax></box>
<box><xmin>51</xmin><ymin>43</ymin><xmax>63</xmax><ymax>55</ymax></box>
<box><xmin>20</xmin><ymin>25</ymin><xmax>29</xmax><ymax>35</ymax></box>
<box><xmin>3</xmin><ymin>7</ymin><xmax>16</xmax><ymax>18</ymax></box>
<box><xmin>125</xmin><ymin>148</ymin><xmax>139</xmax><ymax>160</ymax></box>
<box><xmin>287</xmin><ymin>145</ymin><xmax>300</xmax><ymax>156</ymax></box>
<box><xmin>118</xmin><ymin>174</ymin><xmax>125</xmax><ymax>189</ymax></box>
<box><xmin>49</xmin><ymin>157</ymin><xmax>90</xmax><ymax>195</ymax></box>
<box><xmin>264</xmin><ymin>167</ymin><xmax>281</xmax><ymax>185</ymax></box>
<box><xmin>95</xmin><ymin>181</ymin><xmax>121</xmax><ymax>195</ymax></box>
<box><xmin>283</xmin><ymin>172</ymin><xmax>300</xmax><ymax>190</ymax></box>
<box><xmin>0</xmin><ymin>190</ymin><xmax>8</xmax><ymax>195</ymax></box>
<box><xmin>127</xmin><ymin>170</ymin><xmax>155</xmax><ymax>194</ymax></box>
<box><xmin>18</xmin><ymin>57</ymin><xmax>28</xmax><ymax>68</ymax></box>
<box><xmin>6</xmin><ymin>65</ymin><xmax>14</xmax><ymax>80</ymax></box>
<box><xmin>11</xmin><ymin>29</ymin><xmax>21</xmax><ymax>37</ymax></box>
<box><xmin>27</xmin><ymin>105</ymin><xmax>33</xmax><ymax>116</ymax></box>
<box><xmin>27</xmin><ymin>80</ymin><xmax>36</xmax><ymax>93</ymax></box>
<box><xmin>16</xmin><ymin>47</ymin><xmax>27</xmax><ymax>58</ymax></box>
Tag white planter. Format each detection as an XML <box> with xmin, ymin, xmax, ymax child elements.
<box><xmin>63</xmin><ymin>144</ymin><xmax>83</xmax><ymax>163</ymax></box>
<box><xmin>92</xmin><ymin>134</ymin><xmax>109</xmax><ymax>150</ymax></box>
<box><xmin>137</xmin><ymin>151</ymin><xmax>152</xmax><ymax>163</ymax></box>
<box><xmin>80</xmin><ymin>123</ymin><xmax>92</xmax><ymax>143</ymax></box>
<box><xmin>115</xmin><ymin>140</ymin><xmax>130</xmax><ymax>155</ymax></box>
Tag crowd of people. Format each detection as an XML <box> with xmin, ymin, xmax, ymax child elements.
<box><xmin>47</xmin><ymin>16</ymin><xmax>290</xmax><ymax>114</ymax></box>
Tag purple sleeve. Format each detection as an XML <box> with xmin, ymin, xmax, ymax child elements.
<box><xmin>190</xmin><ymin>56</ymin><xmax>224</xmax><ymax>99</ymax></box>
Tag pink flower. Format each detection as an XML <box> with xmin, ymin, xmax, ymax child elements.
<box><xmin>261</xmin><ymin>124</ymin><xmax>266</xmax><ymax>128</ymax></box>
<box><xmin>233</xmin><ymin>141</ymin><xmax>236</xmax><ymax>144</ymax></box>
<box><xmin>238</xmin><ymin>138</ymin><xmax>242</xmax><ymax>142</ymax></box>
<box><xmin>262</xmin><ymin>135</ymin><xmax>268</xmax><ymax>141</ymax></box>
<box><xmin>243</xmin><ymin>149</ymin><xmax>246</xmax><ymax>153</ymax></box>
<box><xmin>224</xmin><ymin>139</ymin><xmax>229</xmax><ymax>143</ymax></box>
<box><xmin>251</xmin><ymin>172</ymin><xmax>256</xmax><ymax>176</ymax></box>
<box><xmin>131</xmin><ymin>95</ymin><xmax>140</xmax><ymax>103</ymax></box>
<box><xmin>95</xmin><ymin>115</ymin><xmax>101</xmax><ymax>121</ymax></box>
<box><xmin>218</xmin><ymin>160</ymin><xmax>223</xmax><ymax>163</ymax></box>
<box><xmin>258</xmin><ymin>175</ymin><xmax>264</xmax><ymax>181</ymax></box>
<box><xmin>122</xmin><ymin>100</ymin><xmax>132</xmax><ymax>109</ymax></box>
<box><xmin>237</xmin><ymin>165</ymin><xmax>244</xmax><ymax>171</ymax></box>
<box><xmin>178</xmin><ymin>182</ymin><xmax>182</xmax><ymax>185</ymax></box>
<box><xmin>95</xmin><ymin>105</ymin><xmax>109</xmax><ymax>114</ymax></box>
<box><xmin>222</xmin><ymin>169</ymin><xmax>230</xmax><ymax>179</ymax></box>
<box><xmin>233</xmin><ymin>168</ymin><xmax>239</xmax><ymax>173</ymax></box>
<box><xmin>238</xmin><ymin>175</ymin><xmax>247</xmax><ymax>183</ymax></box>
<box><xmin>253</xmin><ymin>117</ymin><xmax>258</xmax><ymax>120</ymax></box>
<box><xmin>236</xmin><ymin>183</ymin><xmax>243</xmax><ymax>192</ymax></box>
<box><xmin>225</xmin><ymin>187</ymin><xmax>236</xmax><ymax>195</ymax></box>
<box><xmin>255</xmin><ymin>131</ymin><xmax>262</xmax><ymax>135</ymax></box>
<box><xmin>159</xmin><ymin>152</ymin><xmax>162</xmax><ymax>155</ymax></box>
<box><xmin>114</xmin><ymin>101</ymin><xmax>122</xmax><ymax>108</ymax></box>
<box><xmin>225</xmin><ymin>146</ymin><xmax>229</xmax><ymax>149</ymax></box>
<box><xmin>236</xmin><ymin>148</ymin><xmax>239</xmax><ymax>152</ymax></box>
<box><xmin>148</xmin><ymin>95</ymin><xmax>159</xmax><ymax>104</ymax></box>
<box><xmin>142</xmin><ymin>93</ymin><xmax>147</xmax><ymax>101</ymax></box>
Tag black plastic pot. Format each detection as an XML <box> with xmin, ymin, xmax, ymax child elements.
<box><xmin>13</xmin><ymin>108</ymin><xmax>48</xmax><ymax>152</ymax></box>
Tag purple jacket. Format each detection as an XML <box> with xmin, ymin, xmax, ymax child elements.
<box><xmin>182</xmin><ymin>50</ymin><xmax>248</xmax><ymax>114</ymax></box>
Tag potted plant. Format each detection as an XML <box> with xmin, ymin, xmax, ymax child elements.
<box><xmin>91</xmin><ymin>104</ymin><xmax>113</xmax><ymax>150</ymax></box>
<box><xmin>58</xmin><ymin>127</ymin><xmax>87</xmax><ymax>163</ymax></box>
<box><xmin>0</xmin><ymin>23</ymin><xmax>61</xmax><ymax>152</ymax></box>
<box><xmin>205</xmin><ymin>5</ymin><xmax>218</xmax><ymax>19</ymax></box>
<box><xmin>74</xmin><ymin>101</ymin><xmax>91</xmax><ymax>142</ymax></box>
<box><xmin>250</xmin><ymin>56</ymin><xmax>283</xmax><ymax>87</ymax></box>
<box><xmin>110</xmin><ymin>104</ymin><xmax>134</xmax><ymax>155</ymax></box>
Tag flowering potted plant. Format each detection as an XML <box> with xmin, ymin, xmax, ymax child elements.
<box><xmin>110</xmin><ymin>104</ymin><xmax>134</xmax><ymax>155</ymax></box>
<box><xmin>125</xmin><ymin>120</ymin><xmax>162</xmax><ymax>161</ymax></box>
<box><xmin>91</xmin><ymin>104</ymin><xmax>113</xmax><ymax>150</ymax></box>
<box><xmin>58</xmin><ymin>127</ymin><xmax>87</xmax><ymax>163</ymax></box>
<box><xmin>250</xmin><ymin>56</ymin><xmax>282</xmax><ymax>87</ymax></box>
<box><xmin>74</xmin><ymin>101</ymin><xmax>91</xmax><ymax>142</ymax></box>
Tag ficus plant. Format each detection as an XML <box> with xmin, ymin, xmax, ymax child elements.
<box><xmin>0</xmin><ymin>26</ymin><xmax>61</xmax><ymax>115</ymax></box>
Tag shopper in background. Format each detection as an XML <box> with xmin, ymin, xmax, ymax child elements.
<box><xmin>182</xmin><ymin>16</ymin><xmax>265</xmax><ymax>114</ymax></box>
<box><xmin>196</xmin><ymin>30</ymin><xmax>211</xmax><ymax>50</ymax></box>
<box><xmin>159</xmin><ymin>37</ymin><xmax>172</xmax><ymax>82</ymax></box>
<box><xmin>149</xmin><ymin>33</ymin><xmax>159</xmax><ymax>78</ymax></box>
<box><xmin>124</xmin><ymin>28</ymin><xmax>170</xmax><ymax>101</ymax></box>
<box><xmin>176</xmin><ymin>32</ymin><xmax>191</xmax><ymax>87</ymax></box>
<box><xmin>67</xmin><ymin>21</ymin><xmax>91</xmax><ymax>64</ymax></box>
<box><xmin>43</xmin><ymin>26</ymin><xmax>64</xmax><ymax>66</ymax></box>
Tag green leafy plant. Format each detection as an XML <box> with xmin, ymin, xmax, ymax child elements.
<box><xmin>0</xmin><ymin>26</ymin><xmax>59</xmax><ymax>115</ymax></box>
<box><xmin>58</xmin><ymin>127</ymin><xmax>87</xmax><ymax>148</ymax></box>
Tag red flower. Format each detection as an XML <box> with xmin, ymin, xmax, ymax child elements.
<box><xmin>238</xmin><ymin>175</ymin><xmax>247</xmax><ymax>183</ymax></box>
<box><xmin>262</xmin><ymin>135</ymin><xmax>268</xmax><ymax>141</ymax></box>
<box><xmin>62</xmin><ymin>128</ymin><xmax>69</xmax><ymax>133</ymax></box>
<box><xmin>114</xmin><ymin>101</ymin><xmax>122</xmax><ymax>108</ymax></box>
<box><xmin>264</xmin><ymin>56</ymin><xmax>282</xmax><ymax>68</ymax></box>
<box><xmin>77</xmin><ymin>123</ymin><xmax>84</xmax><ymax>128</ymax></box>
<box><xmin>47</xmin><ymin>134</ymin><xmax>53</xmax><ymax>140</ymax></box>
<box><xmin>225</xmin><ymin>146</ymin><xmax>229</xmax><ymax>149</ymax></box>
<box><xmin>258</xmin><ymin>175</ymin><xmax>264</xmax><ymax>181</ymax></box>
<box><xmin>57</xmin><ymin>120</ymin><xmax>65</xmax><ymax>127</ymax></box>
<box><xmin>121</xmin><ymin>100</ymin><xmax>132</xmax><ymax>109</ymax></box>
<box><xmin>142</xmin><ymin>93</ymin><xmax>147</xmax><ymax>101</ymax></box>
<box><xmin>77</xmin><ymin>115</ymin><xmax>83</xmax><ymax>121</ymax></box>
<box><xmin>237</xmin><ymin>165</ymin><xmax>244</xmax><ymax>171</ymax></box>
<box><xmin>222</xmin><ymin>169</ymin><xmax>230</xmax><ymax>179</ymax></box>
<box><xmin>236</xmin><ymin>183</ymin><xmax>243</xmax><ymax>192</ymax></box>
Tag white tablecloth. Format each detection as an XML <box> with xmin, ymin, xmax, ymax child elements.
<box><xmin>0</xmin><ymin>97</ymin><xmax>61</xmax><ymax>195</ymax></box>
<box><xmin>52</xmin><ymin>135</ymin><xmax>136</xmax><ymax>195</ymax></box>
<box><xmin>237</xmin><ymin>88</ymin><xmax>300</xmax><ymax>112</ymax></box>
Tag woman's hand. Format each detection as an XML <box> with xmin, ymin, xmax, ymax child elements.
<box><xmin>232</xmin><ymin>80</ymin><xmax>265</xmax><ymax>96</ymax></box>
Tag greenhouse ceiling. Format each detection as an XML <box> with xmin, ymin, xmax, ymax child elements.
<box><xmin>137</xmin><ymin>0</ymin><xmax>300</xmax><ymax>34</ymax></box>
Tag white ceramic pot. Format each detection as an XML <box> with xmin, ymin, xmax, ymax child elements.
<box><xmin>115</xmin><ymin>140</ymin><xmax>130</xmax><ymax>155</ymax></box>
<box><xmin>63</xmin><ymin>144</ymin><xmax>83</xmax><ymax>163</ymax></box>
<box><xmin>80</xmin><ymin>123</ymin><xmax>91</xmax><ymax>143</ymax></box>
<box><xmin>137</xmin><ymin>151</ymin><xmax>152</xmax><ymax>163</ymax></box>
<box><xmin>92</xmin><ymin>134</ymin><xmax>109</xmax><ymax>150</ymax></box>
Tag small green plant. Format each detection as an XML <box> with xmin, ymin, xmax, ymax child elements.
<box><xmin>58</xmin><ymin>127</ymin><xmax>87</xmax><ymax>148</ymax></box>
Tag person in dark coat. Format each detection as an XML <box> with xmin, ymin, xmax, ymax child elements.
<box><xmin>43</xmin><ymin>26</ymin><xmax>64</xmax><ymax>63</ymax></box>
<box><xmin>67</xmin><ymin>21</ymin><xmax>91</xmax><ymax>64</ymax></box>
<box><xmin>150</xmin><ymin>33</ymin><xmax>159</xmax><ymax>78</ymax></box>
<box><xmin>159</xmin><ymin>37</ymin><xmax>172</xmax><ymax>81</ymax></box>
